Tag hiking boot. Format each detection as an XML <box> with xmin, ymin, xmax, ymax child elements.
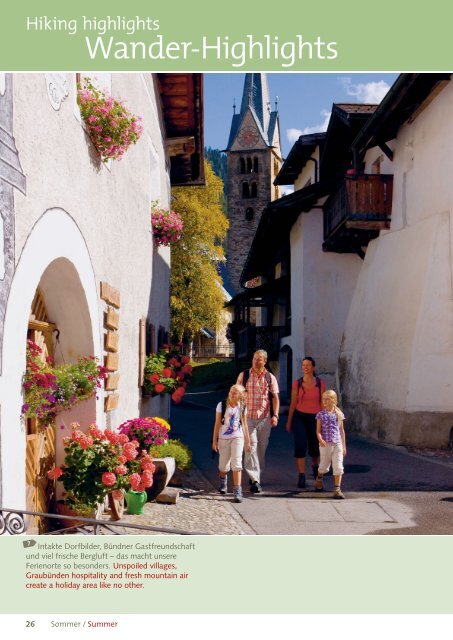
<box><xmin>219</xmin><ymin>476</ymin><xmax>227</xmax><ymax>494</ymax></box>
<box><xmin>250</xmin><ymin>481</ymin><xmax>262</xmax><ymax>493</ymax></box>
<box><xmin>333</xmin><ymin>487</ymin><xmax>345</xmax><ymax>499</ymax></box>
<box><xmin>297</xmin><ymin>473</ymin><xmax>306</xmax><ymax>489</ymax></box>
<box><xmin>233</xmin><ymin>486</ymin><xmax>243</xmax><ymax>503</ymax></box>
<box><xmin>312</xmin><ymin>464</ymin><xmax>319</xmax><ymax>480</ymax></box>
<box><xmin>315</xmin><ymin>477</ymin><xmax>324</xmax><ymax>492</ymax></box>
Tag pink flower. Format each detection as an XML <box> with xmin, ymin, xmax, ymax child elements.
<box><xmin>104</xmin><ymin>430</ymin><xmax>120</xmax><ymax>445</ymax></box>
<box><xmin>123</xmin><ymin>443</ymin><xmax>139</xmax><ymax>461</ymax></box>
<box><xmin>101</xmin><ymin>472</ymin><xmax>116</xmax><ymax>486</ymax></box>
<box><xmin>141</xmin><ymin>471</ymin><xmax>153</xmax><ymax>488</ymax></box>
<box><xmin>115</xmin><ymin>465</ymin><xmax>128</xmax><ymax>475</ymax></box>
<box><xmin>129</xmin><ymin>473</ymin><xmax>142</xmax><ymax>491</ymax></box>
<box><xmin>47</xmin><ymin>467</ymin><xmax>63</xmax><ymax>480</ymax></box>
<box><xmin>117</xmin><ymin>455</ymin><xmax>127</xmax><ymax>464</ymax></box>
<box><xmin>89</xmin><ymin>424</ymin><xmax>104</xmax><ymax>439</ymax></box>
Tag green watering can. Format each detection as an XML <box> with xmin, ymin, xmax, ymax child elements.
<box><xmin>125</xmin><ymin>490</ymin><xmax>148</xmax><ymax>515</ymax></box>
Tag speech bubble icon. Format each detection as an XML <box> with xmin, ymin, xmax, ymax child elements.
<box><xmin>23</xmin><ymin>539</ymin><xmax>37</xmax><ymax>548</ymax></box>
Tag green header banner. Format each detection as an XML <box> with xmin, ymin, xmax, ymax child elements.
<box><xmin>0</xmin><ymin>0</ymin><xmax>452</xmax><ymax>71</ymax></box>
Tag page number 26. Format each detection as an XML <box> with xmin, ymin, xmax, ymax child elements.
<box><xmin>26</xmin><ymin>621</ymin><xmax>36</xmax><ymax>627</ymax></box>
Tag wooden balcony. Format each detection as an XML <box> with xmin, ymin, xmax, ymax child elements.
<box><xmin>323</xmin><ymin>174</ymin><xmax>393</xmax><ymax>253</ymax></box>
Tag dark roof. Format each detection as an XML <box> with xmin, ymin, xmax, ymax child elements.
<box><xmin>226</xmin><ymin>73</ymin><xmax>279</xmax><ymax>150</ymax></box>
<box><xmin>275</xmin><ymin>133</ymin><xmax>326</xmax><ymax>185</ymax></box>
<box><xmin>240</xmin><ymin>73</ymin><xmax>271</xmax><ymax>133</ymax></box>
<box><xmin>157</xmin><ymin>73</ymin><xmax>205</xmax><ymax>186</ymax></box>
<box><xmin>267</xmin><ymin>111</ymin><xmax>278</xmax><ymax>146</ymax></box>
<box><xmin>352</xmin><ymin>73</ymin><xmax>452</xmax><ymax>157</ymax></box>
<box><xmin>218</xmin><ymin>262</ymin><xmax>235</xmax><ymax>298</ymax></box>
<box><xmin>226</xmin><ymin>113</ymin><xmax>242</xmax><ymax>150</ymax></box>
<box><xmin>229</xmin><ymin>276</ymin><xmax>290</xmax><ymax>307</ymax></box>
<box><xmin>240</xmin><ymin>179</ymin><xmax>336</xmax><ymax>284</ymax></box>
<box><xmin>334</xmin><ymin>103</ymin><xmax>377</xmax><ymax>115</ymax></box>
<box><xmin>320</xmin><ymin>103</ymin><xmax>378</xmax><ymax>179</ymax></box>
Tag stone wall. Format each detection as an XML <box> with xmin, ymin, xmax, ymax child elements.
<box><xmin>226</xmin><ymin>148</ymin><xmax>274</xmax><ymax>294</ymax></box>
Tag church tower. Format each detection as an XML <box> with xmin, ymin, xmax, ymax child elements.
<box><xmin>225</xmin><ymin>73</ymin><xmax>282</xmax><ymax>294</ymax></box>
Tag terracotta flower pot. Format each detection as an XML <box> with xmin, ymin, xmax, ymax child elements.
<box><xmin>146</xmin><ymin>457</ymin><xmax>176</xmax><ymax>502</ymax></box>
<box><xmin>55</xmin><ymin>500</ymin><xmax>96</xmax><ymax>529</ymax></box>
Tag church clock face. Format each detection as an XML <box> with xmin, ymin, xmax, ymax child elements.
<box><xmin>237</xmin><ymin>126</ymin><xmax>259</xmax><ymax>148</ymax></box>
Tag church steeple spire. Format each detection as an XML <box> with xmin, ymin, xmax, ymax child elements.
<box><xmin>240</xmin><ymin>73</ymin><xmax>271</xmax><ymax>138</ymax></box>
<box><xmin>226</xmin><ymin>73</ymin><xmax>279</xmax><ymax>151</ymax></box>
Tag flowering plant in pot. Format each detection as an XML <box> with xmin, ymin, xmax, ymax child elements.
<box><xmin>77</xmin><ymin>77</ymin><xmax>143</xmax><ymax>163</ymax></box>
<box><xmin>22</xmin><ymin>341</ymin><xmax>108</xmax><ymax>425</ymax></box>
<box><xmin>117</xmin><ymin>417</ymin><xmax>169</xmax><ymax>451</ymax></box>
<box><xmin>151</xmin><ymin>202</ymin><xmax>183</xmax><ymax>247</ymax></box>
<box><xmin>118</xmin><ymin>417</ymin><xmax>178</xmax><ymax>501</ymax></box>
<box><xmin>143</xmin><ymin>347</ymin><xmax>192</xmax><ymax>403</ymax></box>
<box><xmin>48</xmin><ymin>422</ymin><xmax>155</xmax><ymax>521</ymax></box>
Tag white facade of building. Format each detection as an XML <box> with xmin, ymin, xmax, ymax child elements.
<box><xmin>340</xmin><ymin>80</ymin><xmax>453</xmax><ymax>447</ymax></box>
<box><xmin>280</xmin><ymin>146</ymin><xmax>362</xmax><ymax>391</ymax></box>
<box><xmin>0</xmin><ymin>73</ymin><xmax>171</xmax><ymax>509</ymax></box>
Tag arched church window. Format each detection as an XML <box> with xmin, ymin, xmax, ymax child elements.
<box><xmin>253</xmin><ymin>157</ymin><xmax>259</xmax><ymax>173</ymax></box>
<box><xmin>247</xmin><ymin>157</ymin><xmax>253</xmax><ymax>173</ymax></box>
<box><xmin>240</xmin><ymin>157</ymin><xmax>245</xmax><ymax>174</ymax></box>
<box><xmin>251</xmin><ymin>182</ymin><xmax>258</xmax><ymax>198</ymax></box>
<box><xmin>245</xmin><ymin>207</ymin><xmax>254</xmax><ymax>221</ymax></box>
<box><xmin>242</xmin><ymin>182</ymin><xmax>250</xmax><ymax>199</ymax></box>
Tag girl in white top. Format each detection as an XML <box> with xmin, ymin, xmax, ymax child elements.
<box><xmin>212</xmin><ymin>384</ymin><xmax>251</xmax><ymax>503</ymax></box>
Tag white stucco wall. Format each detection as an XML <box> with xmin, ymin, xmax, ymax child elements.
<box><xmin>340</xmin><ymin>81</ymin><xmax>453</xmax><ymax>446</ymax></box>
<box><xmin>1</xmin><ymin>73</ymin><xmax>172</xmax><ymax>508</ymax></box>
<box><xmin>284</xmin><ymin>209</ymin><xmax>362</xmax><ymax>388</ymax></box>
<box><xmin>294</xmin><ymin>145</ymin><xmax>319</xmax><ymax>191</ymax></box>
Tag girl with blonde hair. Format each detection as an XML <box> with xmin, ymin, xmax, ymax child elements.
<box><xmin>212</xmin><ymin>384</ymin><xmax>251</xmax><ymax>503</ymax></box>
<box><xmin>315</xmin><ymin>390</ymin><xmax>347</xmax><ymax>499</ymax></box>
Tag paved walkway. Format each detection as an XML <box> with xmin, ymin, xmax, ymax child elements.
<box><xmin>102</xmin><ymin>387</ymin><xmax>453</xmax><ymax>536</ymax></box>
<box><xmin>102</xmin><ymin>466</ymin><xmax>252</xmax><ymax>535</ymax></box>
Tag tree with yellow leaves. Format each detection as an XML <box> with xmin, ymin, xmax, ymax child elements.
<box><xmin>170</xmin><ymin>161</ymin><xmax>228</xmax><ymax>343</ymax></box>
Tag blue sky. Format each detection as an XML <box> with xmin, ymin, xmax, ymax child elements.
<box><xmin>204</xmin><ymin>73</ymin><xmax>399</xmax><ymax>157</ymax></box>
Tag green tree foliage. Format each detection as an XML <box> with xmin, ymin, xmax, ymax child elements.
<box><xmin>170</xmin><ymin>161</ymin><xmax>228</xmax><ymax>341</ymax></box>
<box><xmin>204</xmin><ymin>147</ymin><xmax>227</xmax><ymax>187</ymax></box>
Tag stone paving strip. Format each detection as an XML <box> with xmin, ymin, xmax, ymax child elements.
<box><xmin>102</xmin><ymin>467</ymin><xmax>254</xmax><ymax>536</ymax></box>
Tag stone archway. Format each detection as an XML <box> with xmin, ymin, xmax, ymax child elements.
<box><xmin>1</xmin><ymin>208</ymin><xmax>102</xmax><ymax>512</ymax></box>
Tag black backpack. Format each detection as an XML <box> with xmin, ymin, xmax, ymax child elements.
<box><xmin>242</xmin><ymin>368</ymin><xmax>275</xmax><ymax>417</ymax></box>
<box><xmin>297</xmin><ymin>375</ymin><xmax>322</xmax><ymax>403</ymax></box>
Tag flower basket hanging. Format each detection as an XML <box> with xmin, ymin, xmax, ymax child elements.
<box><xmin>77</xmin><ymin>77</ymin><xmax>143</xmax><ymax>163</ymax></box>
<box><xmin>22</xmin><ymin>340</ymin><xmax>108</xmax><ymax>425</ymax></box>
<box><xmin>151</xmin><ymin>204</ymin><xmax>183</xmax><ymax>247</ymax></box>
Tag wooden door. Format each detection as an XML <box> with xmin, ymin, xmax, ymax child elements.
<box><xmin>25</xmin><ymin>289</ymin><xmax>56</xmax><ymax>532</ymax></box>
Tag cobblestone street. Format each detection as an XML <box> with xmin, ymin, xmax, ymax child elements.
<box><xmin>102</xmin><ymin>467</ymin><xmax>252</xmax><ymax>536</ymax></box>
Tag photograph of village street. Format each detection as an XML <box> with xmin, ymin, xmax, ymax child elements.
<box><xmin>1</xmin><ymin>71</ymin><xmax>452</xmax><ymax>536</ymax></box>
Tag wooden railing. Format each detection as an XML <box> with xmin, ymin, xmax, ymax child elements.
<box><xmin>324</xmin><ymin>174</ymin><xmax>393</xmax><ymax>239</ymax></box>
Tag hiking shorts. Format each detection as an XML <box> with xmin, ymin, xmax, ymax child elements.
<box><xmin>292</xmin><ymin>410</ymin><xmax>319</xmax><ymax>459</ymax></box>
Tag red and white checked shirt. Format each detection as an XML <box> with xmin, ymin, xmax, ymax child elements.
<box><xmin>237</xmin><ymin>369</ymin><xmax>279</xmax><ymax>420</ymax></box>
